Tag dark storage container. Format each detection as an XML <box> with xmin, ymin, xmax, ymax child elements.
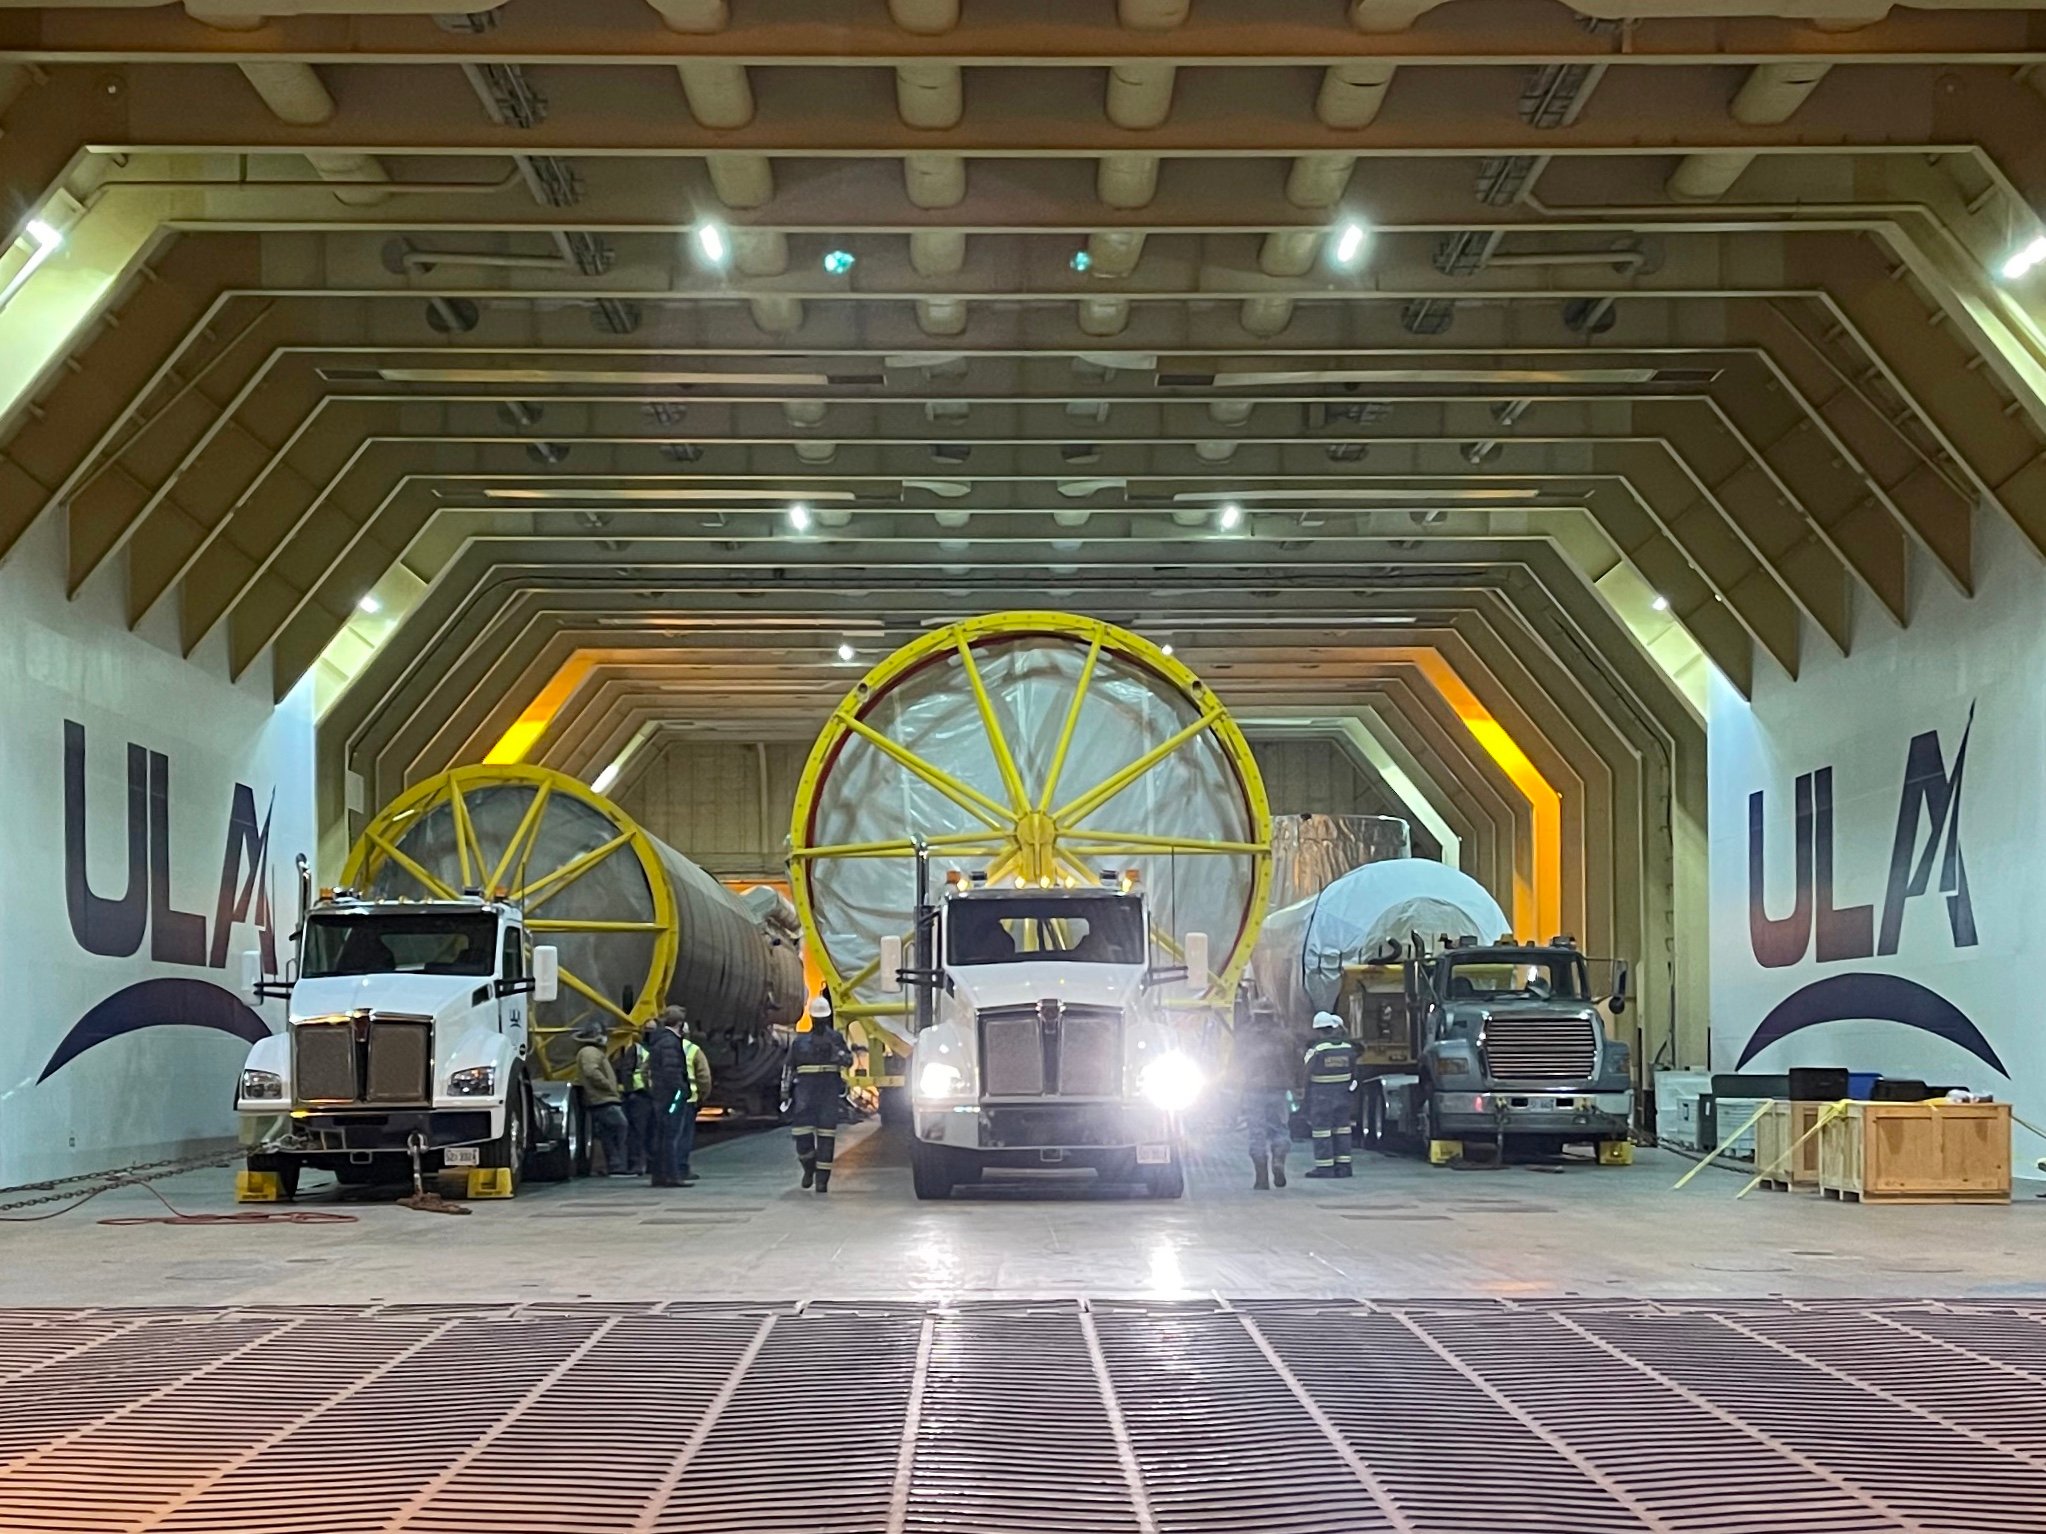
<box><xmin>1872</xmin><ymin>1078</ymin><xmax>1930</xmax><ymax>1102</ymax></box>
<box><xmin>1788</xmin><ymin>1067</ymin><xmax>1849</xmax><ymax>1102</ymax></box>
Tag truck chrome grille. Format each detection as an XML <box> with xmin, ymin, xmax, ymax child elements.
<box><xmin>295</xmin><ymin>1014</ymin><xmax>434</xmax><ymax>1105</ymax></box>
<box><xmin>1482</xmin><ymin>1015</ymin><xmax>1598</xmax><ymax>1081</ymax></box>
<box><xmin>976</xmin><ymin>1004</ymin><xmax>1123</xmax><ymax>1098</ymax></box>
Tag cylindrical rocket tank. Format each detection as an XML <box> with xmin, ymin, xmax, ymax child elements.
<box><xmin>343</xmin><ymin>765</ymin><xmax>804</xmax><ymax>1102</ymax></box>
<box><xmin>1268</xmin><ymin>813</ymin><xmax>1411</xmax><ymax>908</ymax></box>
<box><xmin>1250</xmin><ymin>857</ymin><xmax>1511</xmax><ymax>1026</ymax></box>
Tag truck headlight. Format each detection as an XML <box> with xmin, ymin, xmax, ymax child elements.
<box><xmin>448</xmin><ymin>1066</ymin><xmax>497</xmax><ymax>1097</ymax></box>
<box><xmin>1435</xmin><ymin>1057</ymin><xmax>1471</xmax><ymax>1077</ymax></box>
<box><xmin>1139</xmin><ymin>1053</ymin><xmax>1204</xmax><ymax>1112</ymax></box>
<box><xmin>917</xmin><ymin>1062</ymin><xmax>965</xmax><ymax>1101</ymax></box>
<box><xmin>239</xmin><ymin>1069</ymin><xmax>284</xmax><ymax>1101</ymax></box>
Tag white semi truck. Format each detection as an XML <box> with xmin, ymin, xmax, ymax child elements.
<box><xmin>235</xmin><ymin>872</ymin><xmax>568</xmax><ymax>1198</ymax></box>
<box><xmin>880</xmin><ymin>864</ymin><xmax>1210</xmax><ymax>1200</ymax></box>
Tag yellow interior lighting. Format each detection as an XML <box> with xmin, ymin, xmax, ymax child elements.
<box><xmin>483</xmin><ymin>655</ymin><xmax>595</xmax><ymax>765</ymax></box>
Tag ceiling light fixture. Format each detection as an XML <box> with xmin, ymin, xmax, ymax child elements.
<box><xmin>787</xmin><ymin>501</ymin><xmax>812</xmax><ymax>532</ymax></box>
<box><xmin>1999</xmin><ymin>234</ymin><xmax>2046</xmax><ymax>281</ymax></box>
<box><xmin>591</xmin><ymin>759</ymin><xmax>623</xmax><ymax>795</ymax></box>
<box><xmin>694</xmin><ymin>220</ymin><xmax>729</xmax><ymax>267</ymax></box>
<box><xmin>1650</xmin><ymin>594</ymin><xmax>1671</xmax><ymax>612</ymax></box>
<box><xmin>822</xmin><ymin>249</ymin><xmax>856</xmax><ymax>276</ymax></box>
<box><xmin>1332</xmin><ymin>219</ymin><xmax>1370</xmax><ymax>268</ymax></box>
<box><xmin>837</xmin><ymin>641</ymin><xmax>857</xmax><ymax>662</ymax></box>
<box><xmin>0</xmin><ymin>216</ymin><xmax>64</xmax><ymax>310</ymax></box>
<box><xmin>1218</xmin><ymin>502</ymin><xmax>1243</xmax><ymax>532</ymax></box>
<box><xmin>1070</xmin><ymin>249</ymin><xmax>1093</xmax><ymax>273</ymax></box>
<box><xmin>357</xmin><ymin>594</ymin><xmax>381</xmax><ymax>615</ymax></box>
<box><xmin>1160</xmin><ymin>642</ymin><xmax>1175</xmax><ymax>656</ymax></box>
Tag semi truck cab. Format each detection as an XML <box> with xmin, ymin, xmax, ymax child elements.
<box><xmin>883</xmin><ymin>877</ymin><xmax>1210</xmax><ymax>1200</ymax></box>
<box><xmin>1356</xmin><ymin>939</ymin><xmax>1634</xmax><ymax>1162</ymax></box>
<box><xmin>234</xmin><ymin>882</ymin><xmax>566</xmax><ymax>1199</ymax></box>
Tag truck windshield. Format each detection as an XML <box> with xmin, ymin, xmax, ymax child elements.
<box><xmin>302</xmin><ymin>913</ymin><xmax>500</xmax><ymax>978</ymax></box>
<box><xmin>1438</xmin><ymin>955</ymin><xmax>1587</xmax><ymax>1002</ymax></box>
<box><xmin>946</xmin><ymin>895</ymin><xmax>1147</xmax><ymax>966</ymax></box>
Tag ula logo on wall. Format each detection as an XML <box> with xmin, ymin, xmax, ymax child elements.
<box><xmin>39</xmin><ymin>721</ymin><xmax>282</xmax><ymax>1082</ymax></box>
<box><xmin>1738</xmin><ymin>705</ymin><xmax>2003</xmax><ymax>1073</ymax></box>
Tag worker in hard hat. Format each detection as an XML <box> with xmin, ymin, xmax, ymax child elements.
<box><xmin>1303</xmin><ymin>1011</ymin><xmax>1358</xmax><ymax>1179</ymax></box>
<box><xmin>573</xmin><ymin>1019</ymin><xmax>630</xmax><ymax>1176</ymax></box>
<box><xmin>1237</xmin><ymin>1006</ymin><xmax>1294</xmax><ymax>1191</ymax></box>
<box><xmin>785</xmin><ymin>993</ymin><xmax>855</xmax><ymax>1194</ymax></box>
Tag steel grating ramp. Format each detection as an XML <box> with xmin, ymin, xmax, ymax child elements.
<box><xmin>2</xmin><ymin>1298</ymin><xmax>2045</xmax><ymax>1532</ymax></box>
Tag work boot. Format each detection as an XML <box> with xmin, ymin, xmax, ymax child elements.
<box><xmin>1272</xmin><ymin>1155</ymin><xmax>1288</xmax><ymax>1189</ymax></box>
<box><xmin>800</xmin><ymin>1156</ymin><xmax>816</xmax><ymax>1190</ymax></box>
<box><xmin>1335</xmin><ymin>1163</ymin><xmax>1354</xmax><ymax>1179</ymax></box>
<box><xmin>1306</xmin><ymin>1166</ymin><xmax>1337</xmax><ymax>1180</ymax></box>
<box><xmin>815</xmin><ymin>1170</ymin><xmax>832</xmax><ymax>1194</ymax></box>
<box><xmin>1252</xmin><ymin>1154</ymin><xmax>1270</xmax><ymax>1191</ymax></box>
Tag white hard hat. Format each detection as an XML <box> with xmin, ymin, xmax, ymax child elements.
<box><xmin>1312</xmin><ymin>1010</ymin><xmax>1344</xmax><ymax>1031</ymax></box>
<box><xmin>807</xmin><ymin>995</ymin><xmax>833</xmax><ymax>1019</ymax></box>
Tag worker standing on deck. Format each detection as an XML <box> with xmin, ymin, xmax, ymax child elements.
<box><xmin>785</xmin><ymin>993</ymin><xmax>854</xmax><ymax>1194</ymax></box>
<box><xmin>676</xmin><ymin>1016</ymin><xmax>713</xmax><ymax>1183</ymax></box>
<box><xmin>646</xmin><ymin>1006</ymin><xmax>697</xmax><ymax>1188</ymax></box>
<box><xmin>1238</xmin><ymin>1006</ymin><xmax>1294</xmax><ymax>1191</ymax></box>
<box><xmin>574</xmin><ymin>1021</ymin><xmax>630</xmax><ymax>1176</ymax></box>
<box><xmin>1304</xmin><ymin>1011</ymin><xmax>1358</xmax><ymax>1179</ymax></box>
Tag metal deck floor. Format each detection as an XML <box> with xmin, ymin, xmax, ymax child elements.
<box><xmin>4</xmin><ymin>1297</ymin><xmax>2045</xmax><ymax>1533</ymax></box>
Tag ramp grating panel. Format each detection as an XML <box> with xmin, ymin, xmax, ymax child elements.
<box><xmin>0</xmin><ymin>1300</ymin><xmax>2042</xmax><ymax>1532</ymax></box>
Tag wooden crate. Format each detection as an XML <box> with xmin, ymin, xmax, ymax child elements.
<box><xmin>1754</xmin><ymin>1100</ymin><xmax>1827</xmax><ymax>1190</ymax></box>
<box><xmin>1817</xmin><ymin>1101</ymin><xmax>2011</xmax><ymax>1204</ymax></box>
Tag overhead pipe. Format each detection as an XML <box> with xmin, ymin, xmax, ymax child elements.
<box><xmin>794</xmin><ymin>439</ymin><xmax>839</xmax><ymax>464</ymax></box>
<box><xmin>1098</xmin><ymin>153</ymin><xmax>1161</xmax><ymax>209</ymax></box>
<box><xmin>1240</xmin><ymin>295</ymin><xmax>1295</xmax><ymax>335</ymax></box>
<box><xmin>645</xmin><ymin>0</ymin><xmax>729</xmax><ymax>29</ymax></box>
<box><xmin>1482</xmin><ymin>248</ymin><xmax>1648</xmax><ymax>273</ymax></box>
<box><xmin>678</xmin><ymin>60</ymin><xmax>755</xmax><ymax>128</ymax></box>
<box><xmin>1118</xmin><ymin>0</ymin><xmax>1191</xmax><ymax>25</ymax></box>
<box><xmin>1106</xmin><ymin>63</ymin><xmax>1176</xmax><ymax>130</ymax></box>
<box><xmin>909</xmin><ymin>229</ymin><xmax>968</xmax><ymax>275</ymax></box>
<box><xmin>732</xmin><ymin>228</ymin><xmax>790</xmax><ymax>276</ymax></box>
<box><xmin>888</xmin><ymin>0</ymin><xmax>960</xmax><ymax>32</ymax></box>
<box><xmin>709</xmin><ymin>154</ymin><xmax>775</xmax><ymax>209</ymax></box>
<box><xmin>1316</xmin><ymin>62</ymin><xmax>1397</xmax><ymax>129</ymax></box>
<box><xmin>785</xmin><ymin>399</ymin><xmax>829</xmax><ymax>427</ymax></box>
<box><xmin>918</xmin><ymin>297</ymin><xmax>969</xmax><ymax>335</ymax></box>
<box><xmin>1348</xmin><ymin>0</ymin><xmax>1451</xmax><ymax>32</ymax></box>
<box><xmin>1287</xmin><ymin>153</ymin><xmax>1357</xmax><ymax>210</ymax></box>
<box><xmin>897</xmin><ymin>62</ymin><xmax>964</xmax><ymax>129</ymax></box>
<box><xmin>904</xmin><ymin>152</ymin><xmax>968</xmax><ymax>208</ymax></box>
<box><xmin>1085</xmin><ymin>228</ymin><xmax>1147</xmax><ymax>276</ymax></box>
<box><xmin>1208</xmin><ymin>399</ymin><xmax>1254</xmax><ymax>426</ymax></box>
<box><xmin>749</xmin><ymin>295</ymin><xmax>804</xmax><ymax>333</ymax></box>
<box><xmin>1668</xmin><ymin>62</ymin><xmax>1833</xmax><ymax>202</ymax></box>
<box><xmin>1078</xmin><ymin>296</ymin><xmax>1130</xmax><ymax>336</ymax></box>
<box><xmin>1195</xmin><ymin>439</ymin><xmax>1239</xmax><ymax>463</ymax></box>
<box><xmin>234</xmin><ymin>60</ymin><xmax>392</xmax><ymax>205</ymax></box>
<box><xmin>1259</xmin><ymin>229</ymin><xmax>1323</xmax><ymax>277</ymax></box>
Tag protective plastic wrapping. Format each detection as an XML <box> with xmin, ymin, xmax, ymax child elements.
<box><xmin>362</xmin><ymin>779</ymin><xmax>803</xmax><ymax>1083</ymax></box>
<box><xmin>1251</xmin><ymin>858</ymin><xmax>1511</xmax><ymax>1025</ymax></box>
<box><xmin>1268</xmin><ymin>813</ymin><xmax>1411</xmax><ymax>908</ymax></box>
<box><xmin>800</xmin><ymin>633</ymin><xmax>1262</xmax><ymax>1014</ymax></box>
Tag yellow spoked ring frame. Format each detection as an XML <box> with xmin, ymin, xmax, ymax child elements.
<box><xmin>343</xmin><ymin>763</ymin><xmax>679</xmax><ymax>1067</ymax></box>
<box><xmin>788</xmin><ymin>612</ymin><xmax>1274</xmax><ymax>1019</ymax></box>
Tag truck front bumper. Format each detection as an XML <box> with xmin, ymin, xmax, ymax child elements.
<box><xmin>917</xmin><ymin>1100</ymin><xmax>1178</xmax><ymax>1159</ymax></box>
<box><xmin>1433</xmin><ymin>1090</ymin><xmax>1632</xmax><ymax>1140</ymax></box>
<box><xmin>256</xmin><ymin>1108</ymin><xmax>498</xmax><ymax>1155</ymax></box>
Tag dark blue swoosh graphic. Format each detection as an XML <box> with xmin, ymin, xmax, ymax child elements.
<box><xmin>38</xmin><ymin>977</ymin><xmax>273</xmax><ymax>1083</ymax></box>
<box><xmin>1737</xmin><ymin>972</ymin><xmax>2006</xmax><ymax>1076</ymax></box>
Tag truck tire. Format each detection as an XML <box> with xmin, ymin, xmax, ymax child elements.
<box><xmin>487</xmin><ymin>1075</ymin><xmax>529</xmax><ymax>1194</ymax></box>
<box><xmin>1362</xmin><ymin>1083</ymin><xmax>1385</xmax><ymax>1150</ymax></box>
<box><xmin>911</xmin><ymin>1138</ymin><xmax>954</xmax><ymax>1200</ymax></box>
<box><xmin>1143</xmin><ymin>1155</ymin><xmax>1186</xmax><ymax>1200</ymax></box>
<box><xmin>529</xmin><ymin>1089</ymin><xmax>583</xmax><ymax>1183</ymax></box>
<box><xmin>878</xmin><ymin>1085</ymin><xmax>910</xmax><ymax>1128</ymax></box>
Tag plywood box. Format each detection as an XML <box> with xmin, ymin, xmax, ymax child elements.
<box><xmin>1755</xmin><ymin>1100</ymin><xmax>1827</xmax><ymax>1190</ymax></box>
<box><xmin>1818</xmin><ymin>1101</ymin><xmax>2011</xmax><ymax>1204</ymax></box>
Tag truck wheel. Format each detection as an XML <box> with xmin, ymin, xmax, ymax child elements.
<box><xmin>529</xmin><ymin>1090</ymin><xmax>582</xmax><ymax>1183</ymax></box>
<box><xmin>878</xmin><ymin>1086</ymin><xmax>910</xmax><ymax>1128</ymax></box>
<box><xmin>1143</xmin><ymin>1155</ymin><xmax>1186</xmax><ymax>1200</ymax></box>
<box><xmin>910</xmin><ymin>1138</ymin><xmax>954</xmax><ymax>1200</ymax></box>
<box><xmin>1362</xmin><ymin>1084</ymin><xmax>1385</xmax><ymax>1150</ymax></box>
<box><xmin>488</xmin><ymin>1076</ymin><xmax>529</xmax><ymax>1194</ymax></box>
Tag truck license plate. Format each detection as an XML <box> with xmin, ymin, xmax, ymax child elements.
<box><xmin>1136</xmin><ymin>1143</ymin><xmax>1171</xmax><ymax>1165</ymax></box>
<box><xmin>443</xmin><ymin>1147</ymin><xmax>480</xmax><ymax>1167</ymax></box>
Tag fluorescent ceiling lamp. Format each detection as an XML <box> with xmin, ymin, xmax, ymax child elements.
<box><xmin>1217</xmin><ymin>502</ymin><xmax>1243</xmax><ymax>531</ymax></box>
<box><xmin>358</xmin><ymin>594</ymin><xmax>381</xmax><ymax>615</ymax></box>
<box><xmin>695</xmin><ymin>220</ymin><xmax>729</xmax><ymax>266</ymax></box>
<box><xmin>1171</xmin><ymin>487</ymin><xmax>1541</xmax><ymax>502</ymax></box>
<box><xmin>787</xmin><ymin>501</ymin><xmax>812</xmax><ymax>531</ymax></box>
<box><xmin>1159</xmin><ymin>642</ymin><xmax>1174</xmax><ymax>655</ymax></box>
<box><xmin>481</xmin><ymin>487</ymin><xmax>847</xmax><ymax>504</ymax></box>
<box><xmin>1651</xmin><ymin>594</ymin><xmax>1671</xmax><ymax>612</ymax></box>
<box><xmin>836</xmin><ymin>641</ymin><xmax>857</xmax><ymax>661</ymax></box>
<box><xmin>1332</xmin><ymin>219</ymin><xmax>1369</xmax><ymax>267</ymax></box>
<box><xmin>0</xmin><ymin>217</ymin><xmax>63</xmax><ymax>310</ymax></box>
<box><xmin>591</xmin><ymin>760</ymin><xmax>622</xmax><ymax>795</ymax></box>
<box><xmin>374</xmin><ymin>368</ymin><xmax>832</xmax><ymax>387</ymax></box>
<box><xmin>1209</xmin><ymin>368</ymin><xmax>1659</xmax><ymax>388</ymax></box>
<box><xmin>2000</xmin><ymin>235</ymin><xmax>2046</xmax><ymax>281</ymax></box>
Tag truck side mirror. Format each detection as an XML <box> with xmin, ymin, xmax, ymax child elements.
<box><xmin>1609</xmin><ymin>958</ymin><xmax>1630</xmax><ymax>1015</ymax></box>
<box><xmin>878</xmin><ymin>934</ymin><xmax>904</xmax><ymax>994</ymax></box>
<box><xmin>1183</xmin><ymin>932</ymin><xmax>1210</xmax><ymax>994</ymax></box>
<box><xmin>241</xmin><ymin>949</ymin><xmax>264</xmax><ymax>1002</ymax></box>
<box><xmin>532</xmin><ymin>945</ymin><xmax>560</xmax><ymax>1004</ymax></box>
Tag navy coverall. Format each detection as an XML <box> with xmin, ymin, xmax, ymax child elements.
<box><xmin>786</xmin><ymin>1024</ymin><xmax>854</xmax><ymax>1190</ymax></box>
<box><xmin>1304</xmin><ymin>1035</ymin><xmax>1358</xmax><ymax>1175</ymax></box>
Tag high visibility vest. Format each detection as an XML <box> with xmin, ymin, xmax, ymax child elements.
<box><xmin>682</xmin><ymin>1039</ymin><xmax>706</xmax><ymax>1103</ymax></box>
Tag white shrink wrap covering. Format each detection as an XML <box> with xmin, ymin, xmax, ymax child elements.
<box><xmin>1251</xmin><ymin>858</ymin><xmax>1511</xmax><ymax>1025</ymax></box>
